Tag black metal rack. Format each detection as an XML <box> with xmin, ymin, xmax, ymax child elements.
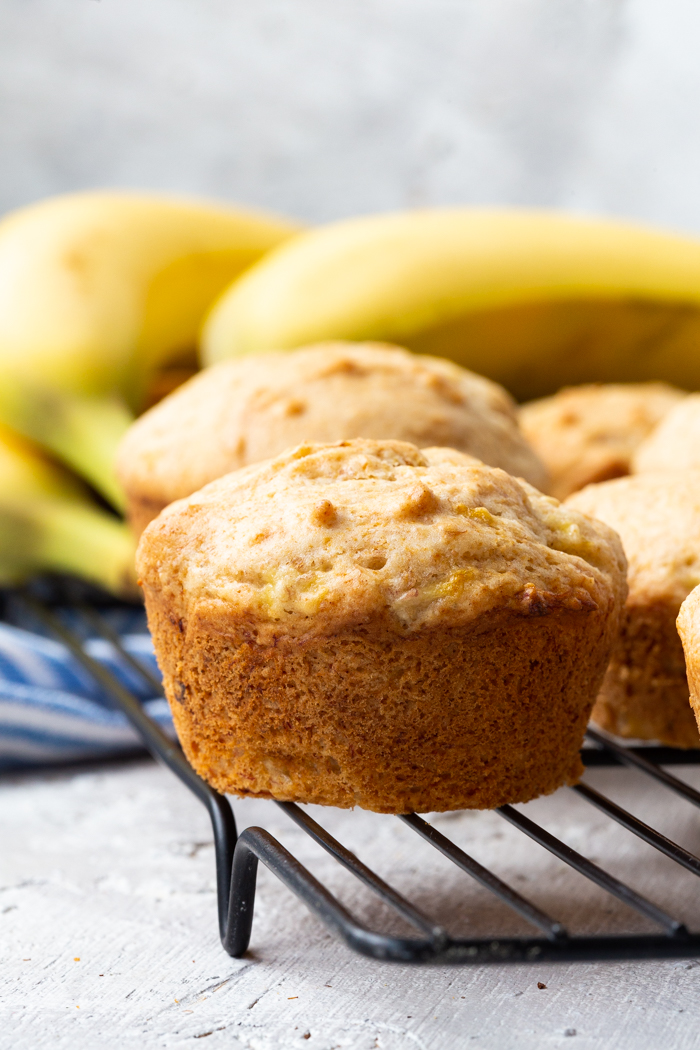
<box><xmin>18</xmin><ymin>592</ymin><xmax>700</xmax><ymax>964</ymax></box>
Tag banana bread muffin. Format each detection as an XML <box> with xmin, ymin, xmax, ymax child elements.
<box><xmin>118</xmin><ymin>341</ymin><xmax>548</xmax><ymax>536</ymax></box>
<box><xmin>137</xmin><ymin>438</ymin><xmax>626</xmax><ymax>813</ymax></box>
<box><xmin>567</xmin><ymin>474</ymin><xmax>700</xmax><ymax>747</ymax></box>
<box><xmin>633</xmin><ymin>393</ymin><xmax>700</xmax><ymax>475</ymax></box>
<box><xmin>677</xmin><ymin>585</ymin><xmax>700</xmax><ymax>737</ymax></box>
<box><xmin>520</xmin><ymin>383</ymin><xmax>684</xmax><ymax>501</ymax></box>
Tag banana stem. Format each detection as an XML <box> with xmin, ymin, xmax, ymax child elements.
<box><xmin>0</xmin><ymin>380</ymin><xmax>133</xmax><ymax>511</ymax></box>
<box><xmin>0</xmin><ymin>498</ymin><xmax>137</xmax><ymax>597</ymax></box>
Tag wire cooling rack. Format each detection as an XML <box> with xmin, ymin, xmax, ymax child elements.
<box><xmin>15</xmin><ymin>590</ymin><xmax>700</xmax><ymax>964</ymax></box>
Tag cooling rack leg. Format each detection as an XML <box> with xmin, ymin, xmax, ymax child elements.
<box><xmin>220</xmin><ymin>826</ymin><xmax>440</xmax><ymax>961</ymax></box>
<box><xmin>223</xmin><ymin>832</ymin><xmax>260</xmax><ymax>957</ymax></box>
<box><xmin>206</xmin><ymin>794</ymin><xmax>238</xmax><ymax>945</ymax></box>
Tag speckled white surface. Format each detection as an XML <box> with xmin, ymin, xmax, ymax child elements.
<box><xmin>1</xmin><ymin>0</ymin><xmax>700</xmax><ymax>234</ymax></box>
<box><xmin>3</xmin><ymin>758</ymin><xmax>700</xmax><ymax>1049</ymax></box>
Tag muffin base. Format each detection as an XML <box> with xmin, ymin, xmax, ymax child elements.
<box><xmin>144</xmin><ymin>594</ymin><xmax>617</xmax><ymax>813</ymax></box>
<box><xmin>592</xmin><ymin>602</ymin><xmax>699</xmax><ymax>748</ymax></box>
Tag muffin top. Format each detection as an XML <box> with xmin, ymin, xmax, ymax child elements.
<box><xmin>137</xmin><ymin>438</ymin><xmax>626</xmax><ymax>642</ymax></box>
<box><xmin>118</xmin><ymin>341</ymin><xmax>548</xmax><ymax>512</ymax></box>
<box><xmin>567</xmin><ymin>473</ymin><xmax>700</xmax><ymax>608</ymax></box>
<box><xmin>519</xmin><ymin>382</ymin><xmax>684</xmax><ymax>501</ymax></box>
<box><xmin>633</xmin><ymin>393</ymin><xmax>700</xmax><ymax>474</ymax></box>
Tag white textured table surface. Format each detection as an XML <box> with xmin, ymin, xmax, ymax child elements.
<box><xmin>3</xmin><ymin>758</ymin><xmax>700</xmax><ymax>1049</ymax></box>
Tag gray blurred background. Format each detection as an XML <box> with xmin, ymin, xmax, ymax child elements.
<box><xmin>1</xmin><ymin>0</ymin><xmax>699</xmax><ymax>230</ymax></box>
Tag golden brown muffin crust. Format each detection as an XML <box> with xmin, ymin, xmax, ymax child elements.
<box><xmin>567</xmin><ymin>473</ymin><xmax>700</xmax><ymax>746</ymax></box>
<box><xmin>118</xmin><ymin>341</ymin><xmax>548</xmax><ymax>534</ymax></box>
<box><xmin>146</xmin><ymin>598</ymin><xmax>614</xmax><ymax>812</ymax></box>
<box><xmin>520</xmin><ymin>382</ymin><xmax>684</xmax><ymax>501</ymax></box>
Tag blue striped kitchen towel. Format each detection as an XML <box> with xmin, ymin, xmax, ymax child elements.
<box><xmin>0</xmin><ymin>616</ymin><xmax>174</xmax><ymax>770</ymax></box>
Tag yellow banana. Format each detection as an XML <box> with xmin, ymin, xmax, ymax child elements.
<box><xmin>0</xmin><ymin>424</ymin><xmax>136</xmax><ymax>595</ymax></box>
<box><xmin>202</xmin><ymin>208</ymin><xmax>700</xmax><ymax>401</ymax></box>
<box><xmin>0</xmin><ymin>191</ymin><xmax>300</xmax><ymax>505</ymax></box>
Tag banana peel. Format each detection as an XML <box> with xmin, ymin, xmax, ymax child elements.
<box><xmin>0</xmin><ymin>424</ymin><xmax>136</xmax><ymax>596</ymax></box>
<box><xmin>0</xmin><ymin>381</ymin><xmax>133</xmax><ymax>511</ymax></box>
<box><xmin>202</xmin><ymin>208</ymin><xmax>700</xmax><ymax>400</ymax></box>
<box><xmin>0</xmin><ymin>191</ymin><xmax>300</xmax><ymax>504</ymax></box>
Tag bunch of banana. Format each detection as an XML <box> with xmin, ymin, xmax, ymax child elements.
<box><xmin>0</xmin><ymin>190</ymin><xmax>299</xmax><ymax>593</ymax></box>
<box><xmin>0</xmin><ymin>425</ymin><xmax>135</xmax><ymax>595</ymax></box>
<box><xmin>0</xmin><ymin>191</ymin><xmax>300</xmax><ymax>509</ymax></box>
<box><xmin>202</xmin><ymin>208</ymin><xmax>700</xmax><ymax>401</ymax></box>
